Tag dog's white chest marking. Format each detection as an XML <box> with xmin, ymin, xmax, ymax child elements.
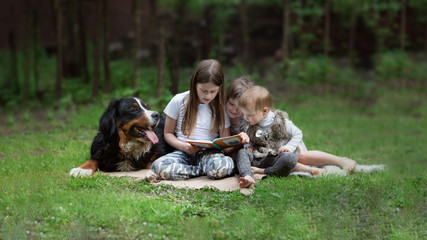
<box><xmin>118</xmin><ymin>140</ymin><xmax>151</xmax><ymax>171</ymax></box>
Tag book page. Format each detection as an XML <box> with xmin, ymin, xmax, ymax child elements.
<box><xmin>186</xmin><ymin>135</ymin><xmax>242</xmax><ymax>149</ymax></box>
<box><xmin>186</xmin><ymin>140</ymin><xmax>218</xmax><ymax>149</ymax></box>
<box><xmin>213</xmin><ymin>135</ymin><xmax>242</xmax><ymax>149</ymax></box>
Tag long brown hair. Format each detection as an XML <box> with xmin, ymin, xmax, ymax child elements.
<box><xmin>181</xmin><ymin>59</ymin><xmax>226</xmax><ymax>137</ymax></box>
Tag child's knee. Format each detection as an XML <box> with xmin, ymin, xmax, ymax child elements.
<box><xmin>150</xmin><ymin>159</ymin><xmax>164</xmax><ymax>175</ymax></box>
<box><xmin>150</xmin><ymin>156</ymin><xmax>174</xmax><ymax>175</ymax></box>
<box><xmin>278</xmin><ymin>152</ymin><xmax>298</xmax><ymax>173</ymax></box>
<box><xmin>205</xmin><ymin>155</ymin><xmax>234</xmax><ymax>179</ymax></box>
<box><xmin>279</xmin><ymin>152</ymin><xmax>298</xmax><ymax>163</ymax></box>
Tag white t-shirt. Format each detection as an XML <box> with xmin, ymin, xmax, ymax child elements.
<box><xmin>164</xmin><ymin>91</ymin><xmax>230</xmax><ymax>142</ymax></box>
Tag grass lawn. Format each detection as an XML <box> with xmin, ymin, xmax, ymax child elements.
<box><xmin>0</xmin><ymin>88</ymin><xmax>426</xmax><ymax>239</ymax></box>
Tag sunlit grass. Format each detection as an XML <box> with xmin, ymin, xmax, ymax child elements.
<box><xmin>0</xmin><ymin>88</ymin><xmax>426</xmax><ymax>239</ymax></box>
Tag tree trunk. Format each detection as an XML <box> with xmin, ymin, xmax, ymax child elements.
<box><xmin>281</xmin><ymin>0</ymin><xmax>290</xmax><ymax>72</ymax></box>
<box><xmin>156</xmin><ymin>26</ymin><xmax>166</xmax><ymax>97</ymax></box>
<box><xmin>24</xmin><ymin>0</ymin><xmax>32</xmax><ymax>101</ymax></box>
<box><xmin>153</xmin><ymin>1</ymin><xmax>166</xmax><ymax>97</ymax></box>
<box><xmin>92</xmin><ymin>0</ymin><xmax>102</xmax><ymax>98</ymax></box>
<box><xmin>32</xmin><ymin>10</ymin><xmax>41</xmax><ymax>99</ymax></box>
<box><xmin>54</xmin><ymin>0</ymin><xmax>63</xmax><ymax>101</ymax></box>
<box><xmin>102</xmin><ymin>0</ymin><xmax>111</xmax><ymax>93</ymax></box>
<box><xmin>324</xmin><ymin>0</ymin><xmax>330</xmax><ymax>57</ymax></box>
<box><xmin>400</xmin><ymin>0</ymin><xmax>407</xmax><ymax>51</ymax></box>
<box><xmin>8</xmin><ymin>31</ymin><xmax>20</xmax><ymax>95</ymax></box>
<box><xmin>132</xmin><ymin>0</ymin><xmax>142</xmax><ymax>88</ymax></box>
<box><xmin>78</xmin><ymin>0</ymin><xmax>89</xmax><ymax>83</ymax></box>
<box><xmin>66</xmin><ymin>0</ymin><xmax>79</xmax><ymax>78</ymax></box>
<box><xmin>348</xmin><ymin>9</ymin><xmax>357</xmax><ymax>67</ymax></box>
<box><xmin>202</xmin><ymin>7</ymin><xmax>212</xmax><ymax>59</ymax></box>
<box><xmin>425</xmin><ymin>24</ymin><xmax>427</xmax><ymax>60</ymax></box>
<box><xmin>239</xmin><ymin>0</ymin><xmax>249</xmax><ymax>69</ymax></box>
<box><xmin>170</xmin><ymin>0</ymin><xmax>186</xmax><ymax>95</ymax></box>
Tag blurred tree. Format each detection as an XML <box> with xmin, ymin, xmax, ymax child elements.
<box><xmin>281</xmin><ymin>0</ymin><xmax>290</xmax><ymax>63</ymax></box>
<box><xmin>24</xmin><ymin>0</ymin><xmax>32</xmax><ymax>101</ymax></box>
<box><xmin>92</xmin><ymin>0</ymin><xmax>102</xmax><ymax>98</ymax></box>
<box><xmin>323</xmin><ymin>0</ymin><xmax>330</xmax><ymax>57</ymax></box>
<box><xmin>132</xmin><ymin>0</ymin><xmax>142</xmax><ymax>89</ymax></box>
<box><xmin>333</xmin><ymin>0</ymin><xmax>361</xmax><ymax>66</ymax></box>
<box><xmin>187</xmin><ymin>0</ymin><xmax>210</xmax><ymax>62</ymax></box>
<box><xmin>152</xmin><ymin>0</ymin><xmax>167</xmax><ymax>97</ymax></box>
<box><xmin>169</xmin><ymin>0</ymin><xmax>186</xmax><ymax>95</ymax></box>
<box><xmin>8</xmin><ymin>31</ymin><xmax>19</xmax><ymax>96</ymax></box>
<box><xmin>20</xmin><ymin>0</ymin><xmax>42</xmax><ymax>101</ymax></box>
<box><xmin>400</xmin><ymin>0</ymin><xmax>407</xmax><ymax>51</ymax></box>
<box><xmin>2</xmin><ymin>4</ymin><xmax>20</xmax><ymax>98</ymax></box>
<box><xmin>76</xmin><ymin>0</ymin><xmax>89</xmax><ymax>84</ymax></box>
<box><xmin>32</xmin><ymin>6</ymin><xmax>42</xmax><ymax>100</ymax></box>
<box><xmin>408</xmin><ymin>0</ymin><xmax>427</xmax><ymax>56</ymax></box>
<box><xmin>66</xmin><ymin>0</ymin><xmax>80</xmax><ymax>79</ymax></box>
<box><xmin>363</xmin><ymin>0</ymin><xmax>400</xmax><ymax>53</ymax></box>
<box><xmin>54</xmin><ymin>0</ymin><xmax>63</xmax><ymax>101</ymax></box>
<box><xmin>240</xmin><ymin>0</ymin><xmax>250</xmax><ymax>68</ymax></box>
<box><xmin>102</xmin><ymin>0</ymin><xmax>111</xmax><ymax>93</ymax></box>
<box><xmin>208</xmin><ymin>1</ymin><xmax>235</xmax><ymax>62</ymax></box>
<box><xmin>291</xmin><ymin>0</ymin><xmax>324</xmax><ymax>57</ymax></box>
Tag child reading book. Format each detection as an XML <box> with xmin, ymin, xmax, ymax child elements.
<box><xmin>151</xmin><ymin>59</ymin><xmax>241</xmax><ymax>180</ymax></box>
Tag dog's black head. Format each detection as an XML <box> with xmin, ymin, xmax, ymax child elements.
<box><xmin>99</xmin><ymin>97</ymin><xmax>161</xmax><ymax>144</ymax></box>
<box><xmin>91</xmin><ymin>97</ymin><xmax>171</xmax><ymax>172</ymax></box>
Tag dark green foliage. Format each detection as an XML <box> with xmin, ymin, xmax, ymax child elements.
<box><xmin>375</xmin><ymin>50</ymin><xmax>427</xmax><ymax>83</ymax></box>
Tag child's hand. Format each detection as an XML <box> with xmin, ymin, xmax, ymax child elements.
<box><xmin>238</xmin><ymin>132</ymin><xmax>250</xmax><ymax>145</ymax></box>
<box><xmin>278</xmin><ymin>146</ymin><xmax>291</xmax><ymax>153</ymax></box>
<box><xmin>184</xmin><ymin>143</ymin><xmax>202</xmax><ymax>154</ymax></box>
<box><xmin>246</xmin><ymin>146</ymin><xmax>254</xmax><ymax>152</ymax></box>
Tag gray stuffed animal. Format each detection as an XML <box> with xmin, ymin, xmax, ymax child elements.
<box><xmin>246</xmin><ymin>110</ymin><xmax>300</xmax><ymax>159</ymax></box>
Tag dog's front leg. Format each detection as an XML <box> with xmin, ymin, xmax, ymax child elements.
<box><xmin>69</xmin><ymin>159</ymin><xmax>99</xmax><ymax>177</ymax></box>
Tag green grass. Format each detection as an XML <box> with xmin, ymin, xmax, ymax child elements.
<box><xmin>1</xmin><ymin>88</ymin><xmax>426</xmax><ymax>239</ymax></box>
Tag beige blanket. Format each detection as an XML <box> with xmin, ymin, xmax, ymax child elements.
<box><xmin>105</xmin><ymin>169</ymin><xmax>265</xmax><ymax>192</ymax></box>
<box><xmin>104</xmin><ymin>164</ymin><xmax>385</xmax><ymax>192</ymax></box>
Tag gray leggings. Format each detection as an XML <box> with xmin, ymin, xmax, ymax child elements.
<box><xmin>236</xmin><ymin>148</ymin><xmax>298</xmax><ymax>178</ymax></box>
<box><xmin>151</xmin><ymin>149</ymin><xmax>234</xmax><ymax>180</ymax></box>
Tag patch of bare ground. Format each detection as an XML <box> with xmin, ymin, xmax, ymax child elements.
<box><xmin>0</xmin><ymin>109</ymin><xmax>69</xmax><ymax>137</ymax></box>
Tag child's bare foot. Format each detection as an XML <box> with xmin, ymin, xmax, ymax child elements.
<box><xmin>311</xmin><ymin>168</ymin><xmax>327</xmax><ymax>176</ymax></box>
<box><xmin>341</xmin><ymin>158</ymin><xmax>356</xmax><ymax>173</ymax></box>
<box><xmin>239</xmin><ymin>175</ymin><xmax>256</xmax><ymax>188</ymax></box>
<box><xmin>251</xmin><ymin>167</ymin><xmax>264</xmax><ymax>174</ymax></box>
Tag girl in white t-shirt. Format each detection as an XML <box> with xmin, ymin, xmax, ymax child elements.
<box><xmin>151</xmin><ymin>59</ymin><xmax>243</xmax><ymax>180</ymax></box>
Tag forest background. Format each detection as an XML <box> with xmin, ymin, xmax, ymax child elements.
<box><xmin>0</xmin><ymin>0</ymin><xmax>426</xmax><ymax>110</ymax></box>
<box><xmin>1</xmin><ymin>0</ymin><xmax>427</xmax><ymax>239</ymax></box>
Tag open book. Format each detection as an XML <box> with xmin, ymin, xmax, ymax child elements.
<box><xmin>186</xmin><ymin>134</ymin><xmax>243</xmax><ymax>150</ymax></box>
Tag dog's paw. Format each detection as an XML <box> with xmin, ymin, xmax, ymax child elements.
<box><xmin>69</xmin><ymin>167</ymin><xmax>93</xmax><ymax>177</ymax></box>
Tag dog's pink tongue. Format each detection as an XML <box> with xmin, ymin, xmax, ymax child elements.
<box><xmin>144</xmin><ymin>130</ymin><xmax>159</xmax><ymax>144</ymax></box>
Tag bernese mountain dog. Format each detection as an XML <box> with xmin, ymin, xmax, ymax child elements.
<box><xmin>69</xmin><ymin>97</ymin><xmax>172</xmax><ymax>179</ymax></box>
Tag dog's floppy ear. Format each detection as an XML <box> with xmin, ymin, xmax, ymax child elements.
<box><xmin>99</xmin><ymin>98</ymin><xmax>120</xmax><ymax>139</ymax></box>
